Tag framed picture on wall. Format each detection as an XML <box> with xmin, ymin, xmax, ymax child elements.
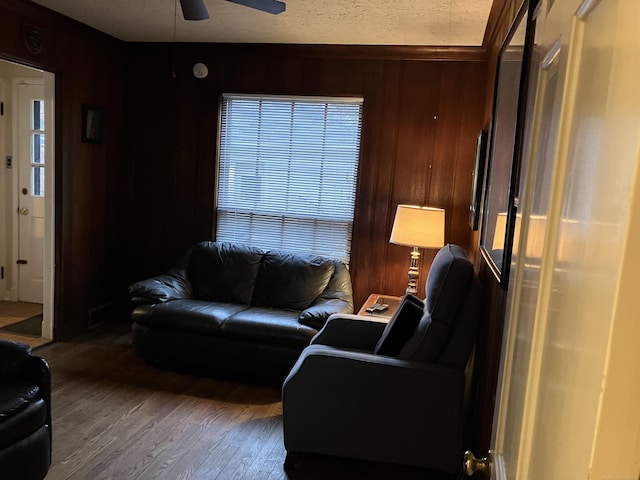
<box><xmin>469</xmin><ymin>128</ymin><xmax>488</xmax><ymax>231</ymax></box>
<box><xmin>82</xmin><ymin>105</ymin><xmax>103</xmax><ymax>144</ymax></box>
<box><xmin>480</xmin><ymin>0</ymin><xmax>536</xmax><ymax>288</ymax></box>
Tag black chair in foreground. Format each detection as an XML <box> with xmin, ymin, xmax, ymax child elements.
<box><xmin>0</xmin><ymin>339</ymin><xmax>52</xmax><ymax>480</ymax></box>
<box><xmin>282</xmin><ymin>244</ymin><xmax>482</xmax><ymax>474</ymax></box>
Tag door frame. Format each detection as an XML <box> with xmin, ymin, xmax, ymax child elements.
<box><xmin>9</xmin><ymin>72</ymin><xmax>55</xmax><ymax>340</ymax></box>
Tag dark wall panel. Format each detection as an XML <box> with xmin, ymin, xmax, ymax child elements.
<box><xmin>468</xmin><ymin>0</ymin><xmax>526</xmax><ymax>456</ymax></box>
<box><xmin>0</xmin><ymin>0</ymin><xmax>129</xmax><ymax>338</ymax></box>
<box><xmin>125</xmin><ymin>44</ymin><xmax>488</xmax><ymax>308</ymax></box>
<box><xmin>0</xmin><ymin>0</ymin><xmax>492</xmax><ymax>342</ymax></box>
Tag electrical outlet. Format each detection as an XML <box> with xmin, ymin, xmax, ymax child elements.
<box><xmin>6</xmin><ymin>156</ymin><xmax>11</xmax><ymax>169</ymax></box>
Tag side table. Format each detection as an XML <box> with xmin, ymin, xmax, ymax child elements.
<box><xmin>357</xmin><ymin>293</ymin><xmax>402</xmax><ymax>322</ymax></box>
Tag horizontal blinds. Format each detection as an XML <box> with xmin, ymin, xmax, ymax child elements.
<box><xmin>217</xmin><ymin>94</ymin><xmax>363</xmax><ymax>264</ymax></box>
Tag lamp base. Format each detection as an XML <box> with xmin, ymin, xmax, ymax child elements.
<box><xmin>406</xmin><ymin>247</ymin><xmax>420</xmax><ymax>295</ymax></box>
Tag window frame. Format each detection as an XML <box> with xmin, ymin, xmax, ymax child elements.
<box><xmin>214</xmin><ymin>93</ymin><xmax>364</xmax><ymax>265</ymax></box>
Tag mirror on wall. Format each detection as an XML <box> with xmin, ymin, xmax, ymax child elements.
<box><xmin>480</xmin><ymin>1</ymin><xmax>536</xmax><ymax>288</ymax></box>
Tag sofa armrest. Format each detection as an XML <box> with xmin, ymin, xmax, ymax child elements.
<box><xmin>297</xmin><ymin>261</ymin><xmax>354</xmax><ymax>330</ymax></box>
<box><xmin>128</xmin><ymin>266</ymin><xmax>193</xmax><ymax>305</ymax></box>
<box><xmin>282</xmin><ymin>345</ymin><xmax>465</xmax><ymax>472</ymax></box>
<box><xmin>309</xmin><ymin>314</ymin><xmax>386</xmax><ymax>351</ymax></box>
<box><xmin>299</xmin><ymin>298</ymin><xmax>354</xmax><ymax>330</ymax></box>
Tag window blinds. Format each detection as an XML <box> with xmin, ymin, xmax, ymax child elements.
<box><xmin>217</xmin><ymin>94</ymin><xmax>363</xmax><ymax>264</ymax></box>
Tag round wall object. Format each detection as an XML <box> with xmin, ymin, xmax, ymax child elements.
<box><xmin>193</xmin><ymin>62</ymin><xmax>209</xmax><ymax>79</ymax></box>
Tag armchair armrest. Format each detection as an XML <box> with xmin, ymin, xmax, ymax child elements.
<box><xmin>282</xmin><ymin>344</ymin><xmax>465</xmax><ymax>473</ymax></box>
<box><xmin>128</xmin><ymin>266</ymin><xmax>193</xmax><ymax>305</ymax></box>
<box><xmin>309</xmin><ymin>314</ymin><xmax>386</xmax><ymax>351</ymax></box>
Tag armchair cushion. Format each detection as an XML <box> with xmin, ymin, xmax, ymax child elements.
<box><xmin>373</xmin><ymin>294</ymin><xmax>424</xmax><ymax>356</ymax></box>
<box><xmin>399</xmin><ymin>244</ymin><xmax>474</xmax><ymax>363</ymax></box>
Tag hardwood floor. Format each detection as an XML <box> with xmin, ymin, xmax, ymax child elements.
<box><xmin>35</xmin><ymin>320</ymin><xmax>457</xmax><ymax>480</ymax></box>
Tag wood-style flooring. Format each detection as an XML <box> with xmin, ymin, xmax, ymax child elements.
<box><xmin>0</xmin><ymin>300</ymin><xmax>49</xmax><ymax>348</ymax></box>
<box><xmin>34</xmin><ymin>320</ymin><xmax>457</xmax><ymax>480</ymax></box>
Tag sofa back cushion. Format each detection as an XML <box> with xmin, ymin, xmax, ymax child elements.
<box><xmin>188</xmin><ymin>241</ymin><xmax>265</xmax><ymax>304</ymax></box>
<box><xmin>252</xmin><ymin>251</ymin><xmax>336</xmax><ymax>310</ymax></box>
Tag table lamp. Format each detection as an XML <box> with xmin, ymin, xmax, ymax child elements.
<box><xmin>390</xmin><ymin>205</ymin><xmax>445</xmax><ymax>294</ymax></box>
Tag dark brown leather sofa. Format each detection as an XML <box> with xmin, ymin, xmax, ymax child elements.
<box><xmin>129</xmin><ymin>241</ymin><xmax>354</xmax><ymax>381</ymax></box>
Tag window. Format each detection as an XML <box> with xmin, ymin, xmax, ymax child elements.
<box><xmin>216</xmin><ymin>94</ymin><xmax>363</xmax><ymax>264</ymax></box>
<box><xmin>31</xmin><ymin>99</ymin><xmax>45</xmax><ymax>197</ymax></box>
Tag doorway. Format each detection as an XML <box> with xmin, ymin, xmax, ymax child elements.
<box><xmin>0</xmin><ymin>59</ymin><xmax>55</xmax><ymax>347</ymax></box>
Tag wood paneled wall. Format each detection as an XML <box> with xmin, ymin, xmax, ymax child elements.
<box><xmin>0</xmin><ymin>0</ymin><xmax>129</xmax><ymax>338</ymax></box>
<box><xmin>125</xmin><ymin>43</ymin><xmax>488</xmax><ymax>308</ymax></box>
<box><xmin>0</xmin><ymin>0</ymin><xmax>527</xmax><ymax>463</ymax></box>
<box><xmin>0</xmin><ymin>1</ymin><xmax>493</xmax><ymax>346</ymax></box>
<box><xmin>469</xmin><ymin>0</ymin><xmax>526</xmax><ymax>455</ymax></box>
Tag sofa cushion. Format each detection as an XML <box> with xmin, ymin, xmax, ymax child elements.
<box><xmin>374</xmin><ymin>294</ymin><xmax>424</xmax><ymax>356</ymax></box>
<box><xmin>252</xmin><ymin>251</ymin><xmax>336</xmax><ymax>310</ymax></box>
<box><xmin>222</xmin><ymin>308</ymin><xmax>317</xmax><ymax>347</ymax></box>
<box><xmin>188</xmin><ymin>242</ymin><xmax>264</xmax><ymax>304</ymax></box>
<box><xmin>132</xmin><ymin>299</ymin><xmax>249</xmax><ymax>335</ymax></box>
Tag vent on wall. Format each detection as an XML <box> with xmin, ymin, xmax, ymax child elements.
<box><xmin>88</xmin><ymin>302</ymin><xmax>113</xmax><ymax>329</ymax></box>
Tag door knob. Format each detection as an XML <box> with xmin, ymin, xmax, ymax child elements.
<box><xmin>463</xmin><ymin>450</ymin><xmax>493</xmax><ymax>477</ymax></box>
<box><xmin>17</xmin><ymin>207</ymin><xmax>29</xmax><ymax>215</ymax></box>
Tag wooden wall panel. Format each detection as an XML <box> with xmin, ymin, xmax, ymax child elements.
<box><xmin>125</xmin><ymin>44</ymin><xmax>488</xmax><ymax>308</ymax></box>
<box><xmin>468</xmin><ymin>0</ymin><xmax>527</xmax><ymax>457</ymax></box>
<box><xmin>0</xmin><ymin>0</ymin><xmax>128</xmax><ymax>339</ymax></box>
<box><xmin>0</xmin><ymin>0</ymin><xmax>493</xmax><ymax>343</ymax></box>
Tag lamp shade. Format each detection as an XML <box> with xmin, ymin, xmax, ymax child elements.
<box><xmin>390</xmin><ymin>205</ymin><xmax>445</xmax><ymax>248</ymax></box>
<box><xmin>493</xmin><ymin>212</ymin><xmax>547</xmax><ymax>258</ymax></box>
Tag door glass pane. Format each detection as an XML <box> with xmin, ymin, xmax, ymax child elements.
<box><xmin>32</xmin><ymin>133</ymin><xmax>45</xmax><ymax>165</ymax></box>
<box><xmin>32</xmin><ymin>100</ymin><xmax>44</xmax><ymax>130</ymax></box>
<box><xmin>32</xmin><ymin>166</ymin><xmax>44</xmax><ymax>197</ymax></box>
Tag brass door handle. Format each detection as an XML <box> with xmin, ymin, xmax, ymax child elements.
<box><xmin>463</xmin><ymin>450</ymin><xmax>493</xmax><ymax>477</ymax></box>
<box><xmin>18</xmin><ymin>207</ymin><xmax>29</xmax><ymax>215</ymax></box>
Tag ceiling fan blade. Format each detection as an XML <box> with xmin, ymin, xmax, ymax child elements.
<box><xmin>226</xmin><ymin>0</ymin><xmax>286</xmax><ymax>15</ymax></box>
<box><xmin>179</xmin><ymin>0</ymin><xmax>210</xmax><ymax>21</ymax></box>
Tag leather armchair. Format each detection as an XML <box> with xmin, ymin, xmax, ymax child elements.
<box><xmin>0</xmin><ymin>340</ymin><xmax>52</xmax><ymax>480</ymax></box>
<box><xmin>282</xmin><ymin>244</ymin><xmax>482</xmax><ymax>474</ymax></box>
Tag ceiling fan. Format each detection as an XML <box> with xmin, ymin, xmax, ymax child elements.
<box><xmin>179</xmin><ymin>0</ymin><xmax>286</xmax><ymax>20</ymax></box>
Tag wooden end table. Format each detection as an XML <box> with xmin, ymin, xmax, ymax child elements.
<box><xmin>357</xmin><ymin>293</ymin><xmax>402</xmax><ymax>322</ymax></box>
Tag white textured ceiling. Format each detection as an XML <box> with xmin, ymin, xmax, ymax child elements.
<box><xmin>31</xmin><ymin>0</ymin><xmax>493</xmax><ymax>46</ymax></box>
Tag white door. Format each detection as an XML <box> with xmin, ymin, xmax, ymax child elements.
<box><xmin>468</xmin><ymin>0</ymin><xmax>640</xmax><ymax>478</ymax></box>
<box><xmin>16</xmin><ymin>82</ymin><xmax>45</xmax><ymax>304</ymax></box>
